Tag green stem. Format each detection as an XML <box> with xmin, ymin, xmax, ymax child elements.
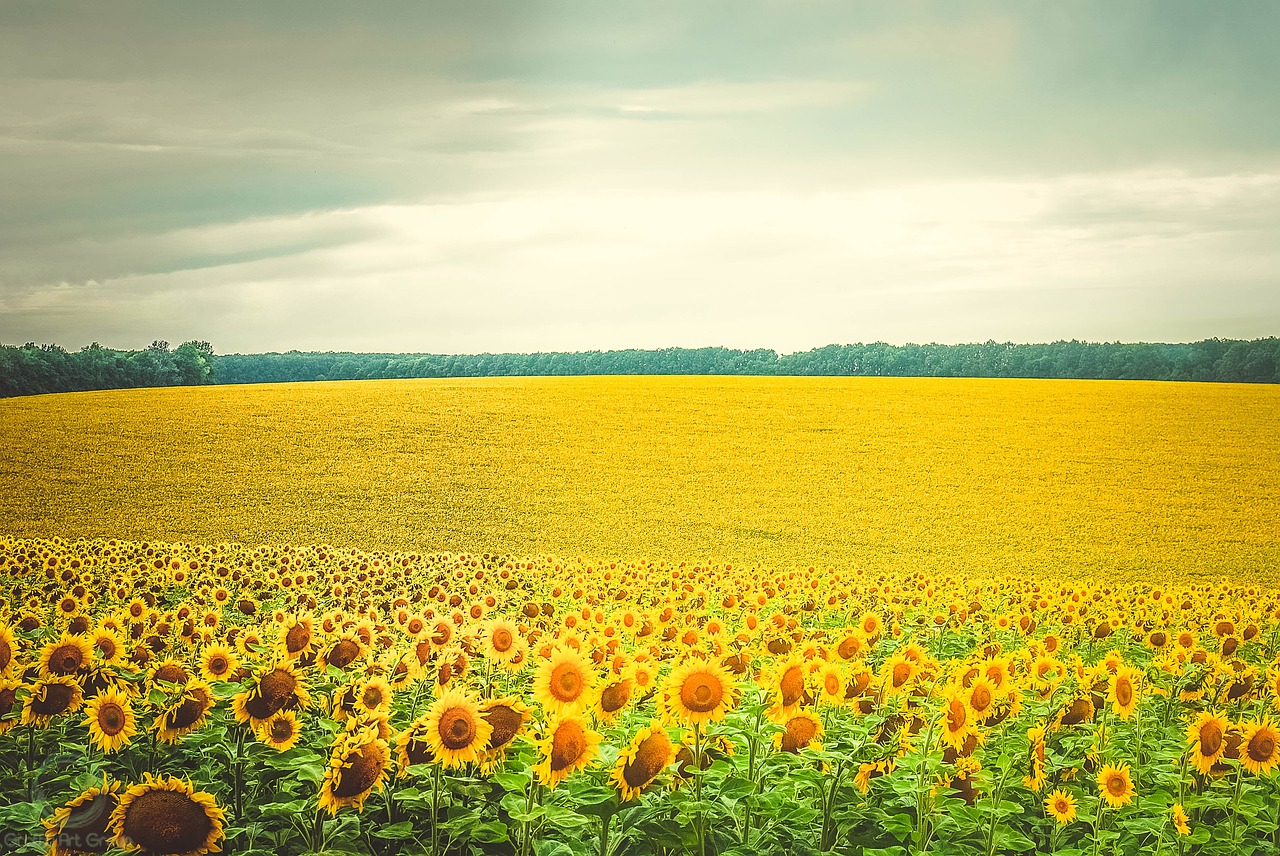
<box><xmin>694</xmin><ymin>723</ymin><xmax>705</xmax><ymax>856</ymax></box>
<box><xmin>599</xmin><ymin>809</ymin><xmax>613</xmax><ymax>856</ymax></box>
<box><xmin>431</xmin><ymin>762</ymin><xmax>443</xmax><ymax>856</ymax></box>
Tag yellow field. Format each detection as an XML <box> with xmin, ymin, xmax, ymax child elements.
<box><xmin>1</xmin><ymin>376</ymin><xmax>1277</xmax><ymax>580</ymax></box>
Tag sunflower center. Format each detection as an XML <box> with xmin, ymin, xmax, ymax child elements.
<box><xmin>208</xmin><ymin>656</ymin><xmax>228</xmax><ymax>675</ymax></box>
<box><xmin>52</xmin><ymin>645</ymin><xmax>84</xmax><ymax>674</ymax></box>
<box><xmin>623</xmin><ymin>731</ymin><xmax>672</xmax><ymax>789</ymax></box>
<box><xmin>270</xmin><ymin>718</ymin><xmax>295</xmax><ymax>741</ymax></box>
<box><xmin>484</xmin><ymin>705</ymin><xmax>523</xmax><ymax>750</ymax></box>
<box><xmin>285</xmin><ymin>624</ymin><xmax>311</xmax><ymax>654</ymax></box>
<box><xmin>31</xmin><ymin>682</ymin><xmax>75</xmax><ymax>716</ymax></box>
<box><xmin>971</xmin><ymin>685</ymin><xmax>992</xmax><ymax>713</ymax></box>
<box><xmin>259</xmin><ymin>669</ymin><xmax>296</xmax><ymax>705</ymax></box>
<box><xmin>60</xmin><ymin>793</ymin><xmax>117</xmax><ymax>853</ymax></box>
<box><xmin>601</xmin><ymin>680</ymin><xmax>632</xmax><ymax>713</ymax></box>
<box><xmin>891</xmin><ymin>662</ymin><xmax>913</xmax><ymax>688</ymax></box>
<box><xmin>329</xmin><ymin>640</ymin><xmax>360</xmax><ymax>668</ymax></box>
<box><xmin>1115</xmin><ymin>679</ymin><xmax>1132</xmax><ymax>707</ymax></box>
<box><xmin>153</xmin><ymin>664</ymin><xmax>188</xmax><ymax>685</ymax></box>
<box><xmin>1200</xmin><ymin>723</ymin><xmax>1223</xmax><ymax>756</ymax></box>
<box><xmin>1248</xmin><ymin>729</ymin><xmax>1276</xmax><ymax>763</ymax></box>
<box><xmin>334</xmin><ymin>742</ymin><xmax>386</xmax><ymax>797</ymax></box>
<box><xmin>121</xmin><ymin>789</ymin><xmax>215</xmax><ymax>855</ymax></box>
<box><xmin>492</xmin><ymin>629</ymin><xmax>513</xmax><ymax>652</ymax></box>
<box><xmin>166</xmin><ymin>688</ymin><xmax>211</xmax><ymax>730</ymax></box>
<box><xmin>549</xmin><ymin>664</ymin><xmax>584</xmax><ymax>703</ymax></box>
<box><xmin>438</xmin><ymin>707</ymin><xmax>478</xmax><ymax>750</ymax></box>
<box><xmin>825</xmin><ymin>674</ymin><xmax>841</xmax><ymax>696</ymax></box>
<box><xmin>0</xmin><ymin>639</ymin><xmax>11</xmax><ymax>671</ymax></box>
<box><xmin>779</xmin><ymin>666</ymin><xmax>804</xmax><ymax>706</ymax></box>
<box><xmin>946</xmin><ymin>699</ymin><xmax>967</xmax><ymax>731</ymax></box>
<box><xmin>550</xmin><ymin>721</ymin><xmax>586</xmax><ymax>771</ymax></box>
<box><xmin>98</xmin><ymin>703</ymin><xmax>125</xmax><ymax>735</ymax></box>
<box><xmin>681</xmin><ymin>673</ymin><xmax>724</xmax><ymax>713</ymax></box>
<box><xmin>1106</xmin><ymin>774</ymin><xmax>1127</xmax><ymax>797</ymax></box>
<box><xmin>782</xmin><ymin>716</ymin><xmax>819</xmax><ymax>752</ymax></box>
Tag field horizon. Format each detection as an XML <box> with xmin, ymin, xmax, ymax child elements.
<box><xmin>3</xmin><ymin>374</ymin><xmax>1276</xmax><ymax>581</ymax></box>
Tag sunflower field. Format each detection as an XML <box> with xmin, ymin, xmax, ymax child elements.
<box><xmin>2</xmin><ymin>537</ymin><xmax>1279</xmax><ymax>856</ymax></box>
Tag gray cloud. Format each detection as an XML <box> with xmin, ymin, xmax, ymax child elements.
<box><xmin>1</xmin><ymin>1</ymin><xmax>1278</xmax><ymax>350</ymax></box>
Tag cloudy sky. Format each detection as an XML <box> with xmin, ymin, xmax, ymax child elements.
<box><xmin>2</xmin><ymin>1</ymin><xmax>1278</xmax><ymax>354</ymax></box>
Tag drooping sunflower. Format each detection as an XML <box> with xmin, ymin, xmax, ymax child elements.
<box><xmin>423</xmin><ymin>687</ymin><xmax>493</xmax><ymax>768</ymax></box>
<box><xmin>662</xmin><ymin>657</ymin><xmax>738</xmax><ymax>726</ymax></box>
<box><xmin>1187</xmin><ymin>711</ymin><xmax>1230</xmax><ymax>775</ymax></box>
<box><xmin>319</xmin><ymin>631</ymin><xmax>366</xmax><ymax>671</ymax></box>
<box><xmin>534</xmin><ymin>713</ymin><xmax>603</xmax><ymax>789</ymax></box>
<box><xmin>1045</xmin><ymin>789</ymin><xmax>1077</xmax><ymax>825</ymax></box>
<box><xmin>595</xmin><ymin>675</ymin><xmax>635</xmax><ymax>724</ymax></box>
<box><xmin>477</xmin><ymin>695</ymin><xmax>532</xmax><ymax>771</ymax></box>
<box><xmin>775</xmin><ymin>709</ymin><xmax>824</xmax><ymax>754</ymax></box>
<box><xmin>84</xmin><ymin>687</ymin><xmax>137</xmax><ymax>753</ymax></box>
<box><xmin>110</xmin><ymin>775</ymin><xmax>225</xmax><ymax>856</ymax></box>
<box><xmin>319</xmin><ymin>725</ymin><xmax>391</xmax><ymax>814</ymax></box>
<box><xmin>39</xmin><ymin>632</ymin><xmax>93</xmax><ymax>678</ymax></box>
<box><xmin>0</xmin><ymin>622</ymin><xmax>18</xmax><ymax>677</ymax></box>
<box><xmin>198</xmin><ymin>645</ymin><xmax>239</xmax><ymax>683</ymax></box>
<box><xmin>156</xmin><ymin>681</ymin><xmax>215</xmax><ymax>744</ymax></box>
<box><xmin>611</xmin><ymin>722</ymin><xmax>675</xmax><ymax>800</ymax></box>
<box><xmin>1109</xmin><ymin>665</ymin><xmax>1141</xmax><ymax>721</ymax></box>
<box><xmin>1238</xmin><ymin>719</ymin><xmax>1279</xmax><ymax>775</ymax></box>
<box><xmin>23</xmin><ymin>675</ymin><xmax>84</xmax><ymax>726</ymax></box>
<box><xmin>44</xmin><ymin>775</ymin><xmax>123</xmax><ymax>856</ymax></box>
<box><xmin>532</xmin><ymin>647</ymin><xmax>597</xmax><ymax>716</ymax></box>
<box><xmin>395</xmin><ymin>716</ymin><xmax>437</xmax><ymax>774</ymax></box>
<box><xmin>0</xmin><ymin>677</ymin><xmax>22</xmax><ymax>734</ymax></box>
<box><xmin>232</xmin><ymin>661</ymin><xmax>310</xmax><ymax>726</ymax></box>
<box><xmin>255</xmin><ymin>710</ymin><xmax>302</xmax><ymax>752</ymax></box>
<box><xmin>277</xmin><ymin>614</ymin><xmax>316</xmax><ymax>660</ymax></box>
<box><xmin>1096</xmin><ymin>763</ymin><xmax>1135</xmax><ymax>808</ymax></box>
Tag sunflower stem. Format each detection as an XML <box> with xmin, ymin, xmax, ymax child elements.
<box><xmin>431</xmin><ymin>760</ymin><xmax>443</xmax><ymax>856</ymax></box>
<box><xmin>598</xmin><ymin>808</ymin><xmax>613</xmax><ymax>856</ymax></box>
<box><xmin>1229</xmin><ymin>763</ymin><xmax>1243</xmax><ymax>844</ymax></box>
<box><xmin>693</xmin><ymin>722</ymin><xmax>705</xmax><ymax>856</ymax></box>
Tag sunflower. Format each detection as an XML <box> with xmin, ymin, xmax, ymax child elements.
<box><xmin>768</xmin><ymin>655</ymin><xmax>809</xmax><ymax>712</ymax></box>
<box><xmin>319</xmin><ymin>725</ymin><xmax>391</xmax><ymax>814</ymax></box>
<box><xmin>663</xmin><ymin>658</ymin><xmax>738</xmax><ymax>726</ymax></box>
<box><xmin>775</xmin><ymin>709</ymin><xmax>824</xmax><ymax>753</ymax></box>
<box><xmin>148</xmin><ymin>658</ymin><xmax>191</xmax><ymax>688</ymax></box>
<box><xmin>1238</xmin><ymin>719</ymin><xmax>1279</xmax><ymax>775</ymax></box>
<box><xmin>355</xmin><ymin>677</ymin><xmax>394</xmax><ymax>718</ymax></box>
<box><xmin>110</xmin><ymin>775</ymin><xmax>225</xmax><ymax>856</ymax></box>
<box><xmin>1045</xmin><ymin>789</ymin><xmax>1076</xmax><ymax>824</ymax></box>
<box><xmin>816</xmin><ymin>662</ymin><xmax>847</xmax><ymax>706</ymax></box>
<box><xmin>481</xmin><ymin>617</ymin><xmax>525</xmax><ymax>667</ymax></box>
<box><xmin>0</xmin><ymin>623</ymin><xmax>17</xmax><ymax>676</ymax></box>
<box><xmin>278</xmin><ymin>614</ymin><xmax>316</xmax><ymax>660</ymax></box>
<box><xmin>198</xmin><ymin>645</ymin><xmax>239</xmax><ymax>683</ymax></box>
<box><xmin>44</xmin><ymin>775</ymin><xmax>122</xmax><ymax>856</ymax></box>
<box><xmin>423</xmin><ymin>688</ymin><xmax>493</xmax><ymax>768</ymax></box>
<box><xmin>476</xmin><ymin>695</ymin><xmax>532</xmax><ymax>771</ymax></box>
<box><xmin>1171</xmin><ymin>801</ymin><xmax>1190</xmax><ymax>836</ymax></box>
<box><xmin>966</xmin><ymin>676</ymin><xmax>998</xmax><ymax>724</ymax></box>
<box><xmin>881</xmin><ymin>652</ymin><xmax>917</xmax><ymax>698</ymax></box>
<box><xmin>39</xmin><ymin>632</ymin><xmax>93</xmax><ymax>677</ymax></box>
<box><xmin>89</xmin><ymin>629</ymin><xmax>125</xmax><ymax>666</ymax></box>
<box><xmin>255</xmin><ymin>710</ymin><xmax>302</xmax><ymax>752</ymax></box>
<box><xmin>84</xmin><ymin>688</ymin><xmax>137</xmax><ymax>753</ymax></box>
<box><xmin>939</xmin><ymin>687</ymin><xmax>977</xmax><ymax>750</ymax></box>
<box><xmin>0</xmin><ymin>677</ymin><xmax>21</xmax><ymax>734</ymax></box>
<box><xmin>1187</xmin><ymin>711</ymin><xmax>1230</xmax><ymax>775</ymax></box>
<box><xmin>232</xmin><ymin>661</ymin><xmax>310</xmax><ymax>726</ymax></box>
<box><xmin>157</xmin><ymin>681</ymin><xmax>215</xmax><ymax>743</ymax></box>
<box><xmin>23</xmin><ymin>675</ymin><xmax>84</xmax><ymax>726</ymax></box>
<box><xmin>320</xmin><ymin>631</ymin><xmax>366</xmax><ymax>670</ymax></box>
<box><xmin>612</xmin><ymin>722</ymin><xmax>675</xmax><ymax>800</ymax></box>
<box><xmin>534</xmin><ymin>714</ymin><xmax>603</xmax><ymax>789</ymax></box>
<box><xmin>595</xmin><ymin>676</ymin><xmax>635</xmax><ymax>724</ymax></box>
<box><xmin>532</xmin><ymin>647</ymin><xmax>597</xmax><ymax>715</ymax></box>
<box><xmin>1109</xmin><ymin>665</ymin><xmax>1141</xmax><ymax>721</ymax></box>
<box><xmin>1096</xmin><ymin>763</ymin><xmax>1134</xmax><ymax>808</ymax></box>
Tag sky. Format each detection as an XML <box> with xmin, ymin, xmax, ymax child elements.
<box><xmin>2</xmin><ymin>1</ymin><xmax>1278</xmax><ymax>355</ymax></box>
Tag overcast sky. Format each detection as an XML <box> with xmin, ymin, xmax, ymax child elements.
<box><xmin>2</xmin><ymin>1</ymin><xmax>1278</xmax><ymax>354</ymax></box>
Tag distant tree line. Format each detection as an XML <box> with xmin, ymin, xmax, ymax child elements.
<box><xmin>1</xmin><ymin>338</ymin><xmax>1277</xmax><ymax>397</ymax></box>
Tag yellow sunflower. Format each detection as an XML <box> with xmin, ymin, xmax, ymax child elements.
<box><xmin>1109</xmin><ymin>665</ymin><xmax>1141</xmax><ymax>721</ymax></box>
<box><xmin>198</xmin><ymin>645</ymin><xmax>239</xmax><ymax>683</ymax></box>
<box><xmin>319</xmin><ymin>725</ymin><xmax>391</xmax><ymax>814</ymax></box>
<box><xmin>45</xmin><ymin>775</ymin><xmax>123</xmax><ymax>856</ymax></box>
<box><xmin>534</xmin><ymin>714</ymin><xmax>603</xmax><ymax>789</ymax></box>
<box><xmin>663</xmin><ymin>658</ymin><xmax>738</xmax><ymax>726</ymax></box>
<box><xmin>156</xmin><ymin>681</ymin><xmax>215</xmax><ymax>744</ymax></box>
<box><xmin>84</xmin><ymin>687</ymin><xmax>137</xmax><ymax>753</ymax></box>
<box><xmin>774</xmin><ymin>709</ymin><xmax>824</xmax><ymax>754</ymax></box>
<box><xmin>23</xmin><ymin>675</ymin><xmax>84</xmax><ymax>727</ymax></box>
<box><xmin>939</xmin><ymin>687</ymin><xmax>977</xmax><ymax>750</ymax></box>
<box><xmin>256</xmin><ymin>710</ymin><xmax>302</xmax><ymax>752</ymax></box>
<box><xmin>423</xmin><ymin>688</ymin><xmax>493</xmax><ymax>768</ymax></box>
<box><xmin>1171</xmin><ymin>802</ymin><xmax>1190</xmax><ymax>836</ymax></box>
<box><xmin>1045</xmin><ymin>788</ymin><xmax>1076</xmax><ymax>824</ymax></box>
<box><xmin>595</xmin><ymin>675</ymin><xmax>635</xmax><ymax>724</ymax></box>
<box><xmin>1096</xmin><ymin>763</ymin><xmax>1134</xmax><ymax>808</ymax></box>
<box><xmin>611</xmin><ymin>722</ymin><xmax>675</xmax><ymax>800</ymax></box>
<box><xmin>477</xmin><ymin>695</ymin><xmax>533</xmax><ymax>771</ymax></box>
<box><xmin>1187</xmin><ymin>711</ymin><xmax>1230</xmax><ymax>775</ymax></box>
<box><xmin>0</xmin><ymin>623</ymin><xmax>18</xmax><ymax>677</ymax></box>
<box><xmin>481</xmin><ymin>617</ymin><xmax>526</xmax><ymax>668</ymax></box>
<box><xmin>532</xmin><ymin>647</ymin><xmax>597</xmax><ymax>715</ymax></box>
<box><xmin>110</xmin><ymin>775</ymin><xmax>225</xmax><ymax>856</ymax></box>
<box><xmin>0</xmin><ymin>677</ymin><xmax>22</xmax><ymax>734</ymax></box>
<box><xmin>39</xmin><ymin>633</ymin><xmax>93</xmax><ymax>678</ymax></box>
<box><xmin>1239</xmin><ymin>719</ymin><xmax>1279</xmax><ymax>775</ymax></box>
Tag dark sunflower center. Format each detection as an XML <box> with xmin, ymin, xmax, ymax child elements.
<box><xmin>166</xmin><ymin>688</ymin><xmax>211</xmax><ymax>730</ymax></box>
<box><xmin>1115</xmin><ymin>680</ymin><xmax>1132</xmax><ymax>707</ymax></box>
<box><xmin>121</xmin><ymin>790</ymin><xmax>214</xmax><ymax>855</ymax></box>
<box><xmin>1248</xmin><ymin>730</ymin><xmax>1276</xmax><ymax>763</ymax></box>
<box><xmin>601</xmin><ymin>681</ymin><xmax>632</xmax><ymax>713</ymax></box>
<box><xmin>623</xmin><ymin>732</ymin><xmax>671</xmax><ymax>789</ymax></box>
<box><xmin>31</xmin><ymin>682</ymin><xmax>75</xmax><ymax>716</ymax></box>
<box><xmin>362</xmin><ymin>687</ymin><xmax>384</xmax><ymax>709</ymax></box>
<box><xmin>334</xmin><ymin>743</ymin><xmax>385</xmax><ymax>797</ymax></box>
<box><xmin>153</xmin><ymin>664</ymin><xmax>188</xmax><ymax>685</ymax></box>
<box><xmin>98</xmin><ymin>703</ymin><xmax>125</xmax><ymax>734</ymax></box>
<box><xmin>438</xmin><ymin>708</ymin><xmax>477</xmax><ymax>750</ymax></box>
<box><xmin>59</xmin><ymin>793</ymin><xmax>117</xmax><ymax>853</ymax></box>
<box><xmin>208</xmin><ymin>656</ymin><xmax>228</xmax><ymax>674</ymax></box>
<box><xmin>1107</xmin><ymin>775</ymin><xmax>1126</xmax><ymax>796</ymax></box>
<box><xmin>779</xmin><ymin>667</ymin><xmax>804</xmax><ymax>705</ymax></box>
<box><xmin>1200</xmin><ymin>724</ymin><xmax>1223</xmax><ymax>756</ymax></box>
<box><xmin>484</xmin><ymin>705</ymin><xmax>522</xmax><ymax>749</ymax></box>
<box><xmin>259</xmin><ymin>670</ymin><xmax>296</xmax><ymax>705</ymax></box>
<box><xmin>682</xmin><ymin>674</ymin><xmax>723</xmax><ymax>712</ymax></box>
<box><xmin>329</xmin><ymin>640</ymin><xmax>360</xmax><ymax>668</ymax></box>
<box><xmin>550</xmin><ymin>723</ymin><xmax>585</xmax><ymax>771</ymax></box>
<box><xmin>971</xmin><ymin>686</ymin><xmax>992</xmax><ymax>712</ymax></box>
<box><xmin>492</xmin><ymin>630</ymin><xmax>513</xmax><ymax>652</ymax></box>
<box><xmin>549</xmin><ymin>664</ymin><xmax>583</xmax><ymax>702</ymax></box>
<box><xmin>270</xmin><ymin>718</ymin><xmax>295</xmax><ymax>741</ymax></box>
<box><xmin>52</xmin><ymin>645</ymin><xmax>84</xmax><ymax>674</ymax></box>
<box><xmin>285</xmin><ymin>624</ymin><xmax>311</xmax><ymax>654</ymax></box>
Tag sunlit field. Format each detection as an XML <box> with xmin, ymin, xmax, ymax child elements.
<box><xmin>1</xmin><ymin>376</ymin><xmax>1277</xmax><ymax>580</ymax></box>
